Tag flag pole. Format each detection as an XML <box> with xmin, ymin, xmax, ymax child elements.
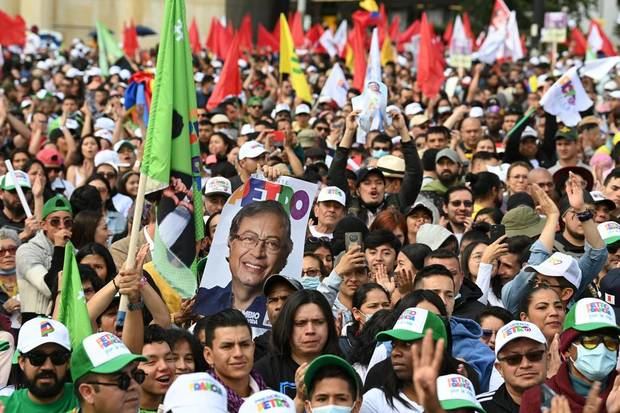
<box><xmin>505</xmin><ymin>106</ymin><xmax>536</xmax><ymax>139</ymax></box>
<box><xmin>115</xmin><ymin>172</ymin><xmax>148</xmax><ymax>329</ymax></box>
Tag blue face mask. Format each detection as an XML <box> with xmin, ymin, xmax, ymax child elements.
<box><xmin>311</xmin><ymin>405</ymin><xmax>353</xmax><ymax>413</ymax></box>
<box><xmin>301</xmin><ymin>276</ymin><xmax>321</xmax><ymax>290</ymax></box>
<box><xmin>371</xmin><ymin>149</ymin><xmax>389</xmax><ymax>159</ymax></box>
<box><xmin>571</xmin><ymin>343</ymin><xmax>617</xmax><ymax>381</ymax></box>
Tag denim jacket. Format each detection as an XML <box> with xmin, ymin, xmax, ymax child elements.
<box><xmin>501</xmin><ymin>239</ymin><xmax>608</xmax><ymax>316</ymax></box>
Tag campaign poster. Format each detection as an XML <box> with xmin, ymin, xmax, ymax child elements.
<box><xmin>195</xmin><ymin>176</ymin><xmax>317</xmax><ymax>335</ymax></box>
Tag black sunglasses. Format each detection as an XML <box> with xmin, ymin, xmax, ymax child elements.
<box><xmin>498</xmin><ymin>350</ymin><xmax>545</xmax><ymax>366</ymax></box>
<box><xmin>24</xmin><ymin>350</ymin><xmax>70</xmax><ymax>366</ymax></box>
<box><xmin>85</xmin><ymin>369</ymin><xmax>146</xmax><ymax>391</ymax></box>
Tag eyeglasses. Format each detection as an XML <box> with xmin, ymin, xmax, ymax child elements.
<box><xmin>306</xmin><ymin>236</ymin><xmax>331</xmax><ymax>244</ymax></box>
<box><xmin>0</xmin><ymin>246</ymin><xmax>17</xmax><ymax>256</ymax></box>
<box><xmin>24</xmin><ymin>350</ymin><xmax>70</xmax><ymax>366</ymax></box>
<box><xmin>316</xmin><ymin>127</ymin><xmax>330</xmax><ymax>132</ymax></box>
<box><xmin>47</xmin><ymin>217</ymin><xmax>73</xmax><ymax>228</ymax></box>
<box><xmin>85</xmin><ymin>369</ymin><xmax>146</xmax><ymax>391</ymax></box>
<box><xmin>498</xmin><ymin>349</ymin><xmax>545</xmax><ymax>366</ymax></box>
<box><xmin>232</xmin><ymin>233</ymin><xmax>282</xmax><ymax>253</ymax></box>
<box><xmin>449</xmin><ymin>200</ymin><xmax>473</xmax><ymax>208</ymax></box>
<box><xmin>578</xmin><ymin>335</ymin><xmax>620</xmax><ymax>351</ymax></box>
<box><xmin>481</xmin><ymin>329</ymin><xmax>497</xmax><ymax>339</ymax></box>
<box><xmin>302</xmin><ymin>269</ymin><xmax>322</xmax><ymax>277</ymax></box>
<box><xmin>531</xmin><ymin>278</ymin><xmax>564</xmax><ymax>291</ymax></box>
<box><xmin>100</xmin><ymin>172</ymin><xmax>116</xmax><ymax>180</ymax></box>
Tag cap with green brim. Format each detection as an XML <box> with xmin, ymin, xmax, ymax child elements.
<box><xmin>555</xmin><ymin>126</ymin><xmax>577</xmax><ymax>141</ymax></box>
<box><xmin>42</xmin><ymin>194</ymin><xmax>72</xmax><ymax>219</ymax></box>
<box><xmin>0</xmin><ymin>170</ymin><xmax>31</xmax><ymax>191</ymax></box>
<box><xmin>437</xmin><ymin>374</ymin><xmax>486</xmax><ymax>413</ymax></box>
<box><xmin>563</xmin><ymin>297</ymin><xmax>620</xmax><ymax>334</ymax></box>
<box><xmin>71</xmin><ymin>332</ymin><xmax>146</xmax><ymax>382</ymax></box>
<box><xmin>376</xmin><ymin>307</ymin><xmax>447</xmax><ymax>343</ymax></box>
<box><xmin>304</xmin><ymin>355</ymin><xmax>361</xmax><ymax>397</ymax></box>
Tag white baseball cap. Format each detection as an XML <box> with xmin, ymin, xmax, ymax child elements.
<box><xmin>611</xmin><ymin>90</ymin><xmax>620</xmax><ymax>100</ymax></box>
<box><xmin>524</xmin><ymin>252</ymin><xmax>582</xmax><ymax>288</ymax></box>
<box><xmin>203</xmin><ymin>177</ymin><xmax>232</xmax><ymax>197</ymax></box>
<box><xmin>94</xmin><ymin>129</ymin><xmax>113</xmax><ymax>143</ymax></box>
<box><xmin>109</xmin><ymin>65</ymin><xmax>121</xmax><ymax>76</ymax></box>
<box><xmin>240</xmin><ymin>124</ymin><xmax>255</xmax><ymax>136</ymax></box>
<box><xmin>275</xmin><ymin>103</ymin><xmax>291</xmax><ymax>114</ymax></box>
<box><xmin>404</xmin><ymin>102</ymin><xmax>424</xmax><ymax>116</ymax></box>
<box><xmin>494</xmin><ymin>321</ymin><xmax>546</xmax><ymax>356</ymax></box>
<box><xmin>94</xmin><ymin>149</ymin><xmax>120</xmax><ymax>171</ymax></box>
<box><xmin>436</xmin><ymin>374</ymin><xmax>485</xmax><ymax>413</ymax></box>
<box><xmin>238</xmin><ymin>141</ymin><xmax>267</xmax><ymax>160</ymax></box>
<box><xmin>317</xmin><ymin>186</ymin><xmax>346</xmax><ymax>206</ymax></box>
<box><xmin>598</xmin><ymin>221</ymin><xmax>620</xmax><ymax>245</ymax></box>
<box><xmin>1</xmin><ymin>170</ymin><xmax>31</xmax><ymax>190</ymax></box>
<box><xmin>239</xmin><ymin>390</ymin><xmax>295</xmax><ymax>413</ymax></box>
<box><xmin>295</xmin><ymin>104</ymin><xmax>310</xmax><ymax>116</ymax></box>
<box><xmin>17</xmin><ymin>317</ymin><xmax>71</xmax><ymax>355</ymax></box>
<box><xmin>163</xmin><ymin>372</ymin><xmax>227</xmax><ymax>413</ymax></box>
<box><xmin>469</xmin><ymin>107</ymin><xmax>484</xmax><ymax>118</ymax></box>
<box><xmin>94</xmin><ymin>117</ymin><xmax>115</xmax><ymax>132</ymax></box>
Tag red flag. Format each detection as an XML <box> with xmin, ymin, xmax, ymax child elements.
<box><xmin>351</xmin><ymin>22</ymin><xmax>367</xmax><ymax>90</ymax></box>
<box><xmin>206</xmin><ymin>18</ymin><xmax>222</xmax><ymax>58</ymax></box>
<box><xmin>0</xmin><ymin>11</ymin><xmax>25</xmax><ymax>46</ymax></box>
<box><xmin>189</xmin><ymin>18</ymin><xmax>201</xmax><ymax>54</ymax></box>
<box><xmin>397</xmin><ymin>19</ymin><xmax>420</xmax><ymax>51</ymax></box>
<box><xmin>207</xmin><ymin>34</ymin><xmax>241</xmax><ymax>111</ymax></box>
<box><xmin>443</xmin><ymin>19</ymin><xmax>453</xmax><ymax>44</ymax></box>
<box><xmin>417</xmin><ymin>13</ymin><xmax>444</xmax><ymax>99</ymax></box>
<box><xmin>305</xmin><ymin>23</ymin><xmax>324</xmax><ymax>51</ymax></box>
<box><xmin>290</xmin><ymin>11</ymin><xmax>304</xmax><ymax>48</ymax></box>
<box><xmin>389</xmin><ymin>15</ymin><xmax>401</xmax><ymax>41</ymax></box>
<box><xmin>569</xmin><ymin>27</ymin><xmax>587</xmax><ymax>56</ymax></box>
<box><xmin>272</xmin><ymin>18</ymin><xmax>280</xmax><ymax>44</ymax></box>
<box><xmin>257</xmin><ymin>23</ymin><xmax>278</xmax><ymax>52</ymax></box>
<box><xmin>491</xmin><ymin>0</ymin><xmax>511</xmax><ymax>29</ymax></box>
<box><xmin>238</xmin><ymin>14</ymin><xmax>253</xmax><ymax>52</ymax></box>
<box><xmin>123</xmin><ymin>20</ymin><xmax>139</xmax><ymax>58</ymax></box>
<box><xmin>588</xmin><ymin>20</ymin><xmax>617</xmax><ymax>57</ymax></box>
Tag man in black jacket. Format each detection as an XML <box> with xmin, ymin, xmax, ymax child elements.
<box><xmin>327</xmin><ymin>110</ymin><xmax>422</xmax><ymax>226</ymax></box>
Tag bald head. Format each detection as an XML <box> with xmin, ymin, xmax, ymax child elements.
<box><xmin>528</xmin><ymin>168</ymin><xmax>555</xmax><ymax>198</ymax></box>
<box><xmin>460</xmin><ymin>117</ymin><xmax>483</xmax><ymax>149</ymax></box>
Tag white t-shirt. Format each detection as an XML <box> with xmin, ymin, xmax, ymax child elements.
<box><xmin>308</xmin><ymin>225</ymin><xmax>333</xmax><ymax>239</ymax></box>
<box><xmin>360</xmin><ymin>388</ymin><xmax>424</xmax><ymax>413</ymax></box>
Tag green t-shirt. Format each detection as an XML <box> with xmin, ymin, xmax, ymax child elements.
<box><xmin>0</xmin><ymin>383</ymin><xmax>78</xmax><ymax>413</ymax></box>
<box><xmin>139</xmin><ymin>408</ymin><xmax>157</xmax><ymax>413</ymax></box>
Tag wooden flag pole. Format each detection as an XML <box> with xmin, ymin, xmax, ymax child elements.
<box><xmin>115</xmin><ymin>172</ymin><xmax>148</xmax><ymax>329</ymax></box>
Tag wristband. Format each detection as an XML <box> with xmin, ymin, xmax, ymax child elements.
<box><xmin>112</xmin><ymin>278</ymin><xmax>119</xmax><ymax>291</ymax></box>
<box><xmin>576</xmin><ymin>210</ymin><xmax>593</xmax><ymax>222</ymax></box>
<box><xmin>128</xmin><ymin>299</ymin><xmax>144</xmax><ymax>311</ymax></box>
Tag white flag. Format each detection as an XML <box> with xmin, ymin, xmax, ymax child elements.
<box><xmin>581</xmin><ymin>56</ymin><xmax>620</xmax><ymax>81</ymax></box>
<box><xmin>319</xmin><ymin>29</ymin><xmax>337</xmax><ymax>57</ymax></box>
<box><xmin>474</xmin><ymin>26</ymin><xmax>505</xmax><ymax>64</ymax></box>
<box><xmin>365</xmin><ymin>28</ymin><xmax>381</xmax><ymax>85</ymax></box>
<box><xmin>448</xmin><ymin>15</ymin><xmax>473</xmax><ymax>69</ymax></box>
<box><xmin>319</xmin><ymin>63</ymin><xmax>349</xmax><ymax>108</ymax></box>
<box><xmin>541</xmin><ymin>66</ymin><xmax>593</xmax><ymax>126</ymax></box>
<box><xmin>333</xmin><ymin>20</ymin><xmax>348</xmax><ymax>55</ymax></box>
<box><xmin>505</xmin><ymin>11</ymin><xmax>524</xmax><ymax>61</ymax></box>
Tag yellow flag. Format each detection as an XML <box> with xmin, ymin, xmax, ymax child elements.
<box><xmin>381</xmin><ymin>35</ymin><xmax>396</xmax><ymax>66</ymax></box>
<box><xmin>528</xmin><ymin>75</ymin><xmax>538</xmax><ymax>93</ymax></box>
<box><xmin>279</xmin><ymin>14</ymin><xmax>312</xmax><ymax>103</ymax></box>
<box><xmin>359</xmin><ymin>0</ymin><xmax>379</xmax><ymax>12</ymax></box>
<box><xmin>345</xmin><ymin>45</ymin><xmax>354</xmax><ymax>72</ymax></box>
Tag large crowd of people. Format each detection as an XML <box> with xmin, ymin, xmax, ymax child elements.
<box><xmin>2</xmin><ymin>6</ymin><xmax>620</xmax><ymax>413</ymax></box>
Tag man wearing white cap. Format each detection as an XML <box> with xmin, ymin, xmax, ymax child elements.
<box><xmin>293</xmin><ymin>103</ymin><xmax>311</xmax><ymax>131</ymax></box>
<box><xmin>239</xmin><ymin>389</ymin><xmax>295</xmax><ymax>413</ymax></box>
<box><xmin>236</xmin><ymin>140</ymin><xmax>268</xmax><ymax>185</ymax></box>
<box><xmin>202</xmin><ymin>177</ymin><xmax>232</xmax><ymax>216</ymax></box>
<box><xmin>477</xmin><ymin>321</ymin><xmax>548</xmax><ymax>413</ymax></box>
<box><xmin>163</xmin><ymin>372</ymin><xmax>228</xmax><ymax>413</ymax></box>
<box><xmin>0</xmin><ymin>317</ymin><xmax>77</xmax><ymax>412</ymax></box>
<box><xmin>309</xmin><ymin>186</ymin><xmax>346</xmax><ymax>239</ymax></box>
<box><xmin>0</xmin><ymin>170</ymin><xmax>37</xmax><ymax>240</ymax></box>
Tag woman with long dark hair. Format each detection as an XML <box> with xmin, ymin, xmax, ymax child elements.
<box><xmin>76</xmin><ymin>242</ymin><xmax>117</xmax><ymax>284</ymax></box>
<box><xmin>254</xmin><ymin>289</ymin><xmax>341</xmax><ymax>403</ymax></box>
<box><xmin>67</xmin><ymin>135</ymin><xmax>99</xmax><ymax>187</ymax></box>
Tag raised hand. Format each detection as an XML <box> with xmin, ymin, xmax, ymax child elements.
<box><xmin>411</xmin><ymin>329</ymin><xmax>445</xmax><ymax>412</ymax></box>
<box><xmin>530</xmin><ymin>183</ymin><xmax>559</xmax><ymax>217</ymax></box>
<box><xmin>565</xmin><ymin>172</ymin><xmax>585</xmax><ymax>212</ymax></box>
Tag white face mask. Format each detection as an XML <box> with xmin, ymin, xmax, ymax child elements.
<box><xmin>311</xmin><ymin>405</ymin><xmax>353</xmax><ymax>413</ymax></box>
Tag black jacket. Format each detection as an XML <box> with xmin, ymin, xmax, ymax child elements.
<box><xmin>327</xmin><ymin>140</ymin><xmax>422</xmax><ymax>225</ymax></box>
<box><xmin>478</xmin><ymin>383</ymin><xmax>520</xmax><ymax>413</ymax></box>
<box><xmin>454</xmin><ymin>278</ymin><xmax>486</xmax><ymax>322</ymax></box>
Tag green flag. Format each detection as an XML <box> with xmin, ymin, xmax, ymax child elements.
<box><xmin>96</xmin><ymin>21</ymin><xmax>124</xmax><ymax>76</ymax></box>
<box><xmin>58</xmin><ymin>242</ymin><xmax>93</xmax><ymax>350</ymax></box>
<box><xmin>140</xmin><ymin>0</ymin><xmax>203</xmax><ymax>298</ymax></box>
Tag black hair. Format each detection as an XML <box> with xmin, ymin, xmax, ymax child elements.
<box><xmin>426</xmin><ymin>248</ymin><xmax>459</xmax><ymax>263</ymax></box>
<box><xmin>604</xmin><ymin>167</ymin><xmax>620</xmax><ymax>186</ymax></box>
<box><xmin>480</xmin><ymin>306</ymin><xmax>514</xmax><ymax>325</ymax></box>
<box><xmin>399</xmin><ymin>244</ymin><xmax>431</xmax><ymax>271</ymax></box>
<box><xmin>193</xmin><ymin>317</ymin><xmax>209</xmax><ymax>345</ymax></box>
<box><xmin>117</xmin><ymin>171</ymin><xmax>139</xmax><ymax>198</ymax></box>
<box><xmin>471</xmin><ymin>151</ymin><xmax>499</xmax><ymax>164</ymax></box>
<box><xmin>144</xmin><ymin>324</ymin><xmax>170</xmax><ymax>346</ymax></box>
<box><xmin>461</xmin><ymin>240</ymin><xmax>489</xmax><ymax>282</ymax></box>
<box><xmin>427</xmin><ymin>125</ymin><xmax>450</xmax><ymax>140</ymax></box>
<box><xmin>76</xmin><ymin>242</ymin><xmax>117</xmax><ymax>283</ymax></box>
<box><xmin>413</xmin><ymin>264</ymin><xmax>454</xmax><ymax>290</ymax></box>
<box><xmin>349</xmin><ymin>309</ymin><xmax>395</xmax><ymax>365</ymax></box>
<box><xmin>70</xmin><ymin>184</ymin><xmax>103</xmax><ymax>215</ymax></box>
<box><xmin>466</xmin><ymin>172</ymin><xmax>501</xmax><ymax>199</ymax></box>
<box><xmin>78</xmin><ymin>264</ymin><xmax>104</xmax><ymax>292</ymax></box>
<box><xmin>9</xmin><ymin>148</ymin><xmax>31</xmax><ymax>168</ymax></box>
<box><xmin>85</xmin><ymin>173</ymin><xmax>116</xmax><ymax>212</ymax></box>
<box><xmin>203</xmin><ymin>309</ymin><xmax>251</xmax><ymax>348</ymax></box>
<box><xmin>303</xmin><ymin>252</ymin><xmax>327</xmax><ymax>277</ymax></box>
<box><xmin>371</xmin><ymin>133</ymin><xmax>392</xmax><ymax>150</ymax></box>
<box><xmin>166</xmin><ymin>328</ymin><xmax>208</xmax><ymax>372</ymax></box>
<box><xmin>444</xmin><ymin>184</ymin><xmax>472</xmax><ymax>205</ymax></box>
<box><xmin>518</xmin><ymin>284</ymin><xmax>562</xmax><ymax>318</ymax></box>
<box><xmin>475</xmin><ymin>207</ymin><xmax>504</xmax><ymax>224</ymax></box>
<box><xmin>208</xmin><ymin>132</ymin><xmax>235</xmax><ymax>155</ymax></box>
<box><xmin>271</xmin><ymin>290</ymin><xmax>341</xmax><ymax>357</ymax></box>
<box><xmin>71</xmin><ymin>209</ymin><xmax>105</xmax><ymax>250</ymax></box>
<box><xmin>364</xmin><ymin>229</ymin><xmax>401</xmax><ymax>252</ymax></box>
<box><xmin>350</xmin><ymin>283</ymin><xmax>389</xmax><ymax>334</ymax></box>
<box><xmin>71</xmin><ymin>135</ymin><xmax>101</xmax><ymax>167</ymax></box>
<box><xmin>305</xmin><ymin>237</ymin><xmax>333</xmax><ymax>255</ymax></box>
<box><xmin>307</xmin><ymin>365</ymin><xmax>359</xmax><ymax>399</ymax></box>
<box><xmin>507</xmin><ymin>236</ymin><xmax>533</xmax><ymax>265</ymax></box>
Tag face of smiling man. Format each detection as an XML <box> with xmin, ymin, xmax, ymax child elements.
<box><xmin>228</xmin><ymin>211</ymin><xmax>290</xmax><ymax>292</ymax></box>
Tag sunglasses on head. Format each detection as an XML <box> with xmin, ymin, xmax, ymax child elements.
<box><xmin>577</xmin><ymin>335</ymin><xmax>620</xmax><ymax>352</ymax></box>
<box><xmin>307</xmin><ymin>236</ymin><xmax>330</xmax><ymax>244</ymax></box>
<box><xmin>48</xmin><ymin>217</ymin><xmax>72</xmax><ymax>228</ymax></box>
<box><xmin>498</xmin><ymin>349</ymin><xmax>545</xmax><ymax>366</ymax></box>
<box><xmin>23</xmin><ymin>350</ymin><xmax>70</xmax><ymax>366</ymax></box>
<box><xmin>85</xmin><ymin>369</ymin><xmax>146</xmax><ymax>391</ymax></box>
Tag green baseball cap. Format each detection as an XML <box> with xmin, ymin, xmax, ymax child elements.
<box><xmin>563</xmin><ymin>297</ymin><xmax>620</xmax><ymax>333</ymax></box>
<box><xmin>247</xmin><ymin>96</ymin><xmax>263</xmax><ymax>107</ymax></box>
<box><xmin>376</xmin><ymin>307</ymin><xmax>447</xmax><ymax>343</ymax></box>
<box><xmin>71</xmin><ymin>332</ymin><xmax>146</xmax><ymax>382</ymax></box>
<box><xmin>42</xmin><ymin>195</ymin><xmax>72</xmax><ymax>219</ymax></box>
<box><xmin>437</xmin><ymin>374</ymin><xmax>486</xmax><ymax>413</ymax></box>
<box><xmin>0</xmin><ymin>170</ymin><xmax>31</xmax><ymax>191</ymax></box>
<box><xmin>555</xmin><ymin>126</ymin><xmax>577</xmax><ymax>141</ymax></box>
<box><xmin>304</xmin><ymin>355</ymin><xmax>361</xmax><ymax>397</ymax></box>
